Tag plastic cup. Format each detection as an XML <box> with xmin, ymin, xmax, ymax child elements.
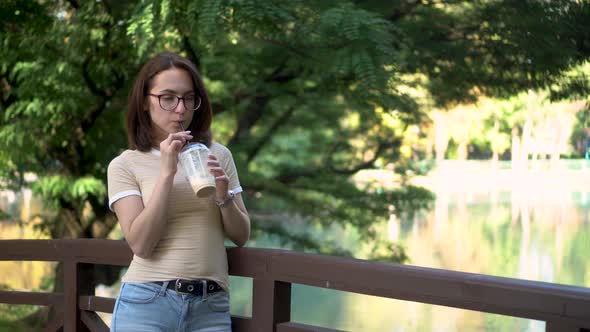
<box><xmin>178</xmin><ymin>143</ymin><xmax>216</xmax><ymax>197</ymax></box>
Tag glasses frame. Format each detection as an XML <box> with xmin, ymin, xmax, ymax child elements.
<box><xmin>147</xmin><ymin>93</ymin><xmax>202</xmax><ymax>111</ymax></box>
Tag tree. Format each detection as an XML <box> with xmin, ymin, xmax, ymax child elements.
<box><xmin>0</xmin><ymin>0</ymin><xmax>426</xmax><ymax>259</ymax></box>
<box><xmin>1</xmin><ymin>2</ymin><xmax>589</xmax><ymax>312</ymax></box>
<box><xmin>385</xmin><ymin>0</ymin><xmax>590</xmax><ymax>105</ymax></box>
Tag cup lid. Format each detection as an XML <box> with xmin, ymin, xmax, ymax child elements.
<box><xmin>182</xmin><ymin>142</ymin><xmax>209</xmax><ymax>152</ymax></box>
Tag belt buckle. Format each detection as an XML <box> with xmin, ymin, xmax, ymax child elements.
<box><xmin>174</xmin><ymin>279</ymin><xmax>185</xmax><ymax>295</ymax></box>
<box><xmin>175</xmin><ymin>279</ymin><xmax>198</xmax><ymax>295</ymax></box>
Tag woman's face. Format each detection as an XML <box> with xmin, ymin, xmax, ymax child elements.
<box><xmin>146</xmin><ymin>67</ymin><xmax>195</xmax><ymax>145</ymax></box>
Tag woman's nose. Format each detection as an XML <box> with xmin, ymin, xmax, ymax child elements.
<box><xmin>173</xmin><ymin>101</ymin><xmax>186</xmax><ymax>113</ymax></box>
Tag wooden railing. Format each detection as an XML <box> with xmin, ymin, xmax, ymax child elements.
<box><xmin>0</xmin><ymin>239</ymin><xmax>589</xmax><ymax>332</ymax></box>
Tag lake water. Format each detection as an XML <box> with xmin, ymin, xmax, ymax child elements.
<box><xmin>1</xmin><ymin>161</ymin><xmax>589</xmax><ymax>331</ymax></box>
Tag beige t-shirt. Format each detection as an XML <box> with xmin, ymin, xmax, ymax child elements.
<box><xmin>106</xmin><ymin>142</ymin><xmax>242</xmax><ymax>290</ymax></box>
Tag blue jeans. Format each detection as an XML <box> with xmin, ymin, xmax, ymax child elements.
<box><xmin>110</xmin><ymin>281</ymin><xmax>231</xmax><ymax>332</ymax></box>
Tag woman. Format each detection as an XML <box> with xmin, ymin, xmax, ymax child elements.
<box><xmin>107</xmin><ymin>52</ymin><xmax>250</xmax><ymax>331</ymax></box>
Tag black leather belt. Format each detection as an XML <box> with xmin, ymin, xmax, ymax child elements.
<box><xmin>153</xmin><ymin>279</ymin><xmax>223</xmax><ymax>296</ymax></box>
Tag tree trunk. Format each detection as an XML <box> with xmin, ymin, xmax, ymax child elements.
<box><xmin>490</xmin><ymin>120</ymin><xmax>500</xmax><ymax>169</ymax></box>
<box><xmin>521</xmin><ymin>120</ymin><xmax>533</xmax><ymax>170</ymax></box>
<box><xmin>491</xmin><ymin>151</ymin><xmax>499</xmax><ymax>170</ymax></box>
<box><xmin>433</xmin><ymin>111</ymin><xmax>448</xmax><ymax>163</ymax></box>
<box><xmin>457</xmin><ymin>141</ymin><xmax>468</xmax><ymax>161</ymax></box>
<box><xmin>550</xmin><ymin>121</ymin><xmax>562</xmax><ymax>170</ymax></box>
<box><xmin>511</xmin><ymin>127</ymin><xmax>521</xmax><ymax>171</ymax></box>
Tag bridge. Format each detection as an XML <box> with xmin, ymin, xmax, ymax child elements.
<box><xmin>0</xmin><ymin>239</ymin><xmax>589</xmax><ymax>331</ymax></box>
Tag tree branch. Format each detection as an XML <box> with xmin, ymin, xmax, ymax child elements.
<box><xmin>92</xmin><ymin>214</ymin><xmax>118</xmax><ymax>238</ymax></box>
<box><xmin>0</xmin><ymin>19</ymin><xmax>22</xmax><ymax>33</ymax></box>
<box><xmin>328</xmin><ymin>138</ymin><xmax>400</xmax><ymax>175</ymax></box>
<box><xmin>66</xmin><ymin>0</ymin><xmax>79</xmax><ymax>9</ymax></box>
<box><xmin>182</xmin><ymin>35</ymin><xmax>201</xmax><ymax>70</ymax></box>
<box><xmin>275</xmin><ymin>168</ymin><xmax>317</xmax><ymax>185</ymax></box>
<box><xmin>273</xmin><ymin>138</ymin><xmax>400</xmax><ymax>187</ymax></box>
<box><xmin>57</xmin><ymin>56</ymin><xmax>123</xmax><ymax>176</ymax></box>
<box><xmin>228</xmin><ymin>95</ymin><xmax>270</xmax><ymax>146</ymax></box>
<box><xmin>211</xmin><ymin>101</ymin><xmax>227</xmax><ymax>115</ymax></box>
<box><xmin>79</xmin><ymin>57</ymin><xmax>124</xmax><ymax>134</ymax></box>
<box><xmin>0</xmin><ymin>92</ymin><xmax>17</xmax><ymax>112</ymax></box>
<box><xmin>86</xmin><ymin>194</ymin><xmax>118</xmax><ymax>238</ymax></box>
<box><xmin>387</xmin><ymin>0</ymin><xmax>422</xmax><ymax>21</ymax></box>
<box><xmin>264</xmin><ymin>62</ymin><xmax>296</xmax><ymax>83</ymax></box>
<box><xmin>100</xmin><ymin>0</ymin><xmax>112</xmax><ymax>15</ymax></box>
<box><xmin>52</xmin><ymin>142</ymin><xmax>78</xmax><ymax>176</ymax></box>
<box><xmin>59</xmin><ymin>200</ymin><xmax>84</xmax><ymax>238</ymax></box>
<box><xmin>0</xmin><ymin>71</ymin><xmax>17</xmax><ymax>110</ymax></box>
<box><xmin>227</xmin><ymin>64</ymin><xmax>298</xmax><ymax>146</ymax></box>
<box><xmin>254</xmin><ymin>36</ymin><xmax>314</xmax><ymax>60</ymax></box>
<box><xmin>87</xmin><ymin>193</ymin><xmax>109</xmax><ymax>223</ymax></box>
<box><xmin>246</xmin><ymin>106</ymin><xmax>296</xmax><ymax>162</ymax></box>
<box><xmin>82</xmin><ymin>57</ymin><xmax>107</xmax><ymax>98</ymax></box>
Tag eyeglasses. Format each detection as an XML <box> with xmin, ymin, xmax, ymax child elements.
<box><xmin>147</xmin><ymin>93</ymin><xmax>202</xmax><ymax>111</ymax></box>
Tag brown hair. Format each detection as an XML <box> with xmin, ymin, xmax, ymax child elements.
<box><xmin>126</xmin><ymin>52</ymin><xmax>212</xmax><ymax>151</ymax></box>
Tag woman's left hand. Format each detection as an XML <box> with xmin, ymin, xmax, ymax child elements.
<box><xmin>208</xmin><ymin>154</ymin><xmax>229</xmax><ymax>201</ymax></box>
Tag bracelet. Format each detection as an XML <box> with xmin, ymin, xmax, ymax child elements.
<box><xmin>215</xmin><ymin>190</ymin><xmax>236</xmax><ymax>208</ymax></box>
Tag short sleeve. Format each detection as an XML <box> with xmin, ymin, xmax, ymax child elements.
<box><xmin>107</xmin><ymin>155</ymin><xmax>141</xmax><ymax>211</ymax></box>
<box><xmin>215</xmin><ymin>144</ymin><xmax>242</xmax><ymax>194</ymax></box>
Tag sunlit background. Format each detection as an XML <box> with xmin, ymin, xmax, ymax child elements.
<box><xmin>1</xmin><ymin>1</ymin><xmax>589</xmax><ymax>331</ymax></box>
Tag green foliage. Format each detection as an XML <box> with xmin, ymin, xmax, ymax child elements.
<box><xmin>1</xmin><ymin>0</ymin><xmax>588</xmax><ymax>261</ymax></box>
<box><xmin>550</xmin><ymin>61</ymin><xmax>590</xmax><ymax>102</ymax></box>
<box><xmin>0</xmin><ymin>307</ymin><xmax>42</xmax><ymax>332</ymax></box>
<box><xmin>396</xmin><ymin>0</ymin><xmax>590</xmax><ymax>105</ymax></box>
<box><xmin>33</xmin><ymin>175</ymin><xmax>106</xmax><ymax>207</ymax></box>
<box><xmin>0</xmin><ymin>284</ymin><xmax>43</xmax><ymax>331</ymax></box>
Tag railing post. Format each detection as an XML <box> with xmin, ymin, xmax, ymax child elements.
<box><xmin>63</xmin><ymin>260</ymin><xmax>94</xmax><ymax>332</ymax></box>
<box><xmin>252</xmin><ymin>279</ymin><xmax>291</xmax><ymax>332</ymax></box>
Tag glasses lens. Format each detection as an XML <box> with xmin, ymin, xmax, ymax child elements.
<box><xmin>184</xmin><ymin>95</ymin><xmax>196</xmax><ymax>110</ymax></box>
<box><xmin>190</xmin><ymin>95</ymin><xmax>201</xmax><ymax>111</ymax></box>
<box><xmin>160</xmin><ymin>95</ymin><xmax>178</xmax><ymax>110</ymax></box>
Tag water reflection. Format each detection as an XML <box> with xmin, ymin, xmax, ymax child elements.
<box><xmin>412</xmin><ymin>162</ymin><xmax>590</xmax><ymax>287</ymax></box>
<box><xmin>283</xmin><ymin>162</ymin><xmax>589</xmax><ymax>331</ymax></box>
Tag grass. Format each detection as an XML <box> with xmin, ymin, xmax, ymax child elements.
<box><xmin>0</xmin><ymin>304</ymin><xmax>43</xmax><ymax>332</ymax></box>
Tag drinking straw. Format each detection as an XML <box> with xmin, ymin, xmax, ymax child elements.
<box><xmin>179</xmin><ymin>121</ymin><xmax>188</xmax><ymax>147</ymax></box>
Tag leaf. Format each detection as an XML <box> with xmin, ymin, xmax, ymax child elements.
<box><xmin>70</xmin><ymin>176</ymin><xmax>107</xmax><ymax>201</ymax></box>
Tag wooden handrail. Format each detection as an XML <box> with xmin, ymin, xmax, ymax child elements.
<box><xmin>0</xmin><ymin>239</ymin><xmax>132</xmax><ymax>265</ymax></box>
<box><xmin>0</xmin><ymin>291</ymin><xmax>62</xmax><ymax>306</ymax></box>
<box><xmin>0</xmin><ymin>239</ymin><xmax>589</xmax><ymax>332</ymax></box>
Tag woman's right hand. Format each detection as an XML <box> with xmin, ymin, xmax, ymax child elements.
<box><xmin>159</xmin><ymin>130</ymin><xmax>193</xmax><ymax>177</ymax></box>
